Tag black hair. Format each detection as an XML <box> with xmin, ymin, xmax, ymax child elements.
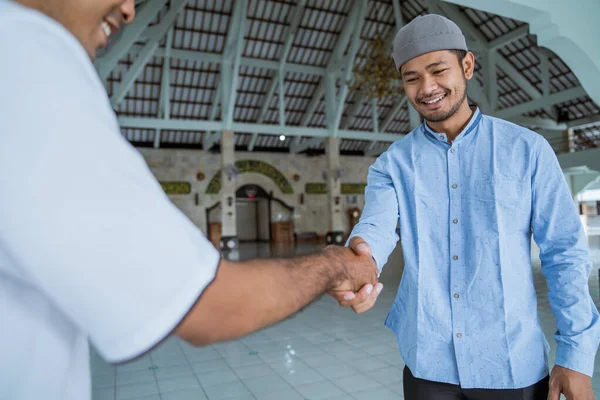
<box><xmin>449</xmin><ymin>49</ymin><xmax>467</xmax><ymax>64</ymax></box>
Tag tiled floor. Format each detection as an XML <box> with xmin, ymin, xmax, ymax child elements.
<box><xmin>92</xmin><ymin>235</ymin><xmax>600</xmax><ymax>400</ymax></box>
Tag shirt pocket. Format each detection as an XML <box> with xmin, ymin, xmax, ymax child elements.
<box><xmin>472</xmin><ymin>176</ymin><xmax>525</xmax><ymax>207</ymax></box>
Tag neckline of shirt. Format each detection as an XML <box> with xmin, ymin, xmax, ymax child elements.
<box><xmin>422</xmin><ymin>107</ymin><xmax>482</xmax><ymax>145</ymax></box>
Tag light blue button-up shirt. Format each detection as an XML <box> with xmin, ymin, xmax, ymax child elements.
<box><xmin>349</xmin><ymin>108</ymin><xmax>600</xmax><ymax>389</ymax></box>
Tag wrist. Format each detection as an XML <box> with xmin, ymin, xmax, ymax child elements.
<box><xmin>316</xmin><ymin>246</ymin><xmax>346</xmax><ymax>290</ymax></box>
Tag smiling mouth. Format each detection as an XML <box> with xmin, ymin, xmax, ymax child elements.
<box><xmin>421</xmin><ymin>94</ymin><xmax>446</xmax><ymax>105</ymax></box>
<box><xmin>101</xmin><ymin>20</ymin><xmax>112</xmax><ymax>39</ymax></box>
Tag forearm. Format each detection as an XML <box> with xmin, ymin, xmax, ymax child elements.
<box><xmin>544</xmin><ymin>254</ymin><xmax>600</xmax><ymax>376</ymax></box>
<box><xmin>175</xmin><ymin>253</ymin><xmax>340</xmax><ymax>346</ymax></box>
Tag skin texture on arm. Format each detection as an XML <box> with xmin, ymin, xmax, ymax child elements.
<box><xmin>175</xmin><ymin>246</ymin><xmax>378</xmax><ymax>346</ymax></box>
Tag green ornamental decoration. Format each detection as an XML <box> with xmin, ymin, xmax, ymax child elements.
<box><xmin>205</xmin><ymin>160</ymin><xmax>294</xmax><ymax>195</ymax></box>
<box><xmin>305</xmin><ymin>183</ymin><xmax>367</xmax><ymax>195</ymax></box>
<box><xmin>305</xmin><ymin>183</ymin><xmax>327</xmax><ymax>194</ymax></box>
<box><xmin>160</xmin><ymin>181</ymin><xmax>191</xmax><ymax>195</ymax></box>
<box><xmin>341</xmin><ymin>183</ymin><xmax>367</xmax><ymax>194</ymax></box>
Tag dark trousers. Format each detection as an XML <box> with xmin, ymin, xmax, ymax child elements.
<box><xmin>403</xmin><ymin>366</ymin><xmax>549</xmax><ymax>400</ymax></box>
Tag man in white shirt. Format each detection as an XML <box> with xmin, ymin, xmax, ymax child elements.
<box><xmin>0</xmin><ymin>1</ymin><xmax>381</xmax><ymax>399</ymax></box>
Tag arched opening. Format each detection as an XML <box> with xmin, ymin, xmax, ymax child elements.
<box><xmin>205</xmin><ymin>184</ymin><xmax>295</xmax><ymax>247</ymax></box>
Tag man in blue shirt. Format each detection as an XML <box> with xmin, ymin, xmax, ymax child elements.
<box><xmin>332</xmin><ymin>14</ymin><xmax>600</xmax><ymax>400</ymax></box>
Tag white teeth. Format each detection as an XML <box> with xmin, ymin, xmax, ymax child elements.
<box><xmin>424</xmin><ymin>95</ymin><xmax>445</xmax><ymax>104</ymax></box>
<box><xmin>101</xmin><ymin>21</ymin><xmax>112</xmax><ymax>38</ymax></box>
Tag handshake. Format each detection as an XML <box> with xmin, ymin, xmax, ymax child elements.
<box><xmin>321</xmin><ymin>237</ymin><xmax>383</xmax><ymax>314</ymax></box>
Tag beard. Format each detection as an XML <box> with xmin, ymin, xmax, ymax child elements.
<box><xmin>413</xmin><ymin>79</ymin><xmax>468</xmax><ymax>123</ymax></box>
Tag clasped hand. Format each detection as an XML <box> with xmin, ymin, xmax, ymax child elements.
<box><xmin>324</xmin><ymin>236</ymin><xmax>382</xmax><ymax>314</ymax></box>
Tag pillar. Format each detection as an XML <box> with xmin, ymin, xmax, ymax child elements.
<box><xmin>220</xmin><ymin>130</ymin><xmax>238</xmax><ymax>259</ymax></box>
<box><xmin>569</xmin><ymin>174</ymin><xmax>589</xmax><ymax>239</ymax></box>
<box><xmin>580</xmin><ymin>200</ymin><xmax>589</xmax><ymax>239</ymax></box>
<box><xmin>564</xmin><ymin>128</ymin><xmax>575</xmax><ymax>153</ymax></box>
<box><xmin>325</xmin><ymin>137</ymin><xmax>344</xmax><ymax>245</ymax></box>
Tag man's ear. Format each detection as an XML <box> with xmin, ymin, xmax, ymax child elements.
<box><xmin>463</xmin><ymin>51</ymin><xmax>475</xmax><ymax>80</ymax></box>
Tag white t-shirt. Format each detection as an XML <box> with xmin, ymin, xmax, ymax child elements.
<box><xmin>0</xmin><ymin>2</ymin><xmax>220</xmax><ymax>399</ymax></box>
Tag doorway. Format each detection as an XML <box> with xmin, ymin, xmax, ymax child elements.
<box><xmin>236</xmin><ymin>185</ymin><xmax>270</xmax><ymax>243</ymax></box>
<box><xmin>206</xmin><ymin>184</ymin><xmax>295</xmax><ymax>246</ymax></box>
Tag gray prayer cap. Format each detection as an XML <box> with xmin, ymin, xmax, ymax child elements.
<box><xmin>391</xmin><ymin>14</ymin><xmax>468</xmax><ymax>70</ymax></box>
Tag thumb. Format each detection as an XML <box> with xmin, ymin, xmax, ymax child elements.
<box><xmin>349</xmin><ymin>236</ymin><xmax>372</xmax><ymax>257</ymax></box>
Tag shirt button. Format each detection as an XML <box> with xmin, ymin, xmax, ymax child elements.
<box><xmin>440</xmin><ymin>136</ymin><xmax>445</xmax><ymax>140</ymax></box>
<box><xmin>452</xmin><ymin>184</ymin><xmax>457</xmax><ymax>189</ymax></box>
<box><xmin>451</xmin><ymin>148</ymin><xmax>455</xmax><ymax>153</ymax></box>
<box><xmin>453</xmin><ymin>255</ymin><xmax>458</xmax><ymax>260</ymax></box>
<box><xmin>456</xmin><ymin>333</ymin><xmax>462</xmax><ymax>338</ymax></box>
<box><xmin>453</xmin><ymin>219</ymin><xmax>458</xmax><ymax>224</ymax></box>
<box><xmin>454</xmin><ymin>293</ymin><xmax>460</xmax><ymax>299</ymax></box>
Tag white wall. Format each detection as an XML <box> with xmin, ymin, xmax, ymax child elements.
<box><xmin>579</xmin><ymin>190</ymin><xmax>600</xmax><ymax>202</ymax></box>
<box><xmin>139</xmin><ymin>148</ymin><xmax>374</xmax><ymax>237</ymax></box>
<box><xmin>257</xmin><ymin>200</ymin><xmax>269</xmax><ymax>241</ymax></box>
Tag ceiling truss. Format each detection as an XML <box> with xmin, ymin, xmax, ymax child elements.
<box><xmin>96</xmin><ymin>0</ymin><xmax>600</xmax><ymax>155</ymax></box>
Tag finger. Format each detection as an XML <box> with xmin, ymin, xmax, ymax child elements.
<box><xmin>328</xmin><ymin>290</ymin><xmax>356</xmax><ymax>304</ymax></box>
<box><xmin>335</xmin><ymin>283</ymin><xmax>374</xmax><ymax>307</ymax></box>
<box><xmin>547</xmin><ymin>384</ymin><xmax>561</xmax><ymax>400</ymax></box>
<box><xmin>353</xmin><ymin>282</ymin><xmax>383</xmax><ymax>314</ymax></box>
<box><xmin>349</xmin><ymin>236</ymin><xmax>372</xmax><ymax>257</ymax></box>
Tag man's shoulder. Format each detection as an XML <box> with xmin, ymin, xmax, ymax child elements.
<box><xmin>0</xmin><ymin>2</ymin><xmax>89</xmax><ymax>60</ymax></box>
<box><xmin>0</xmin><ymin>2</ymin><xmax>101</xmax><ymax>96</ymax></box>
<box><xmin>1</xmin><ymin>1</ymin><xmax>56</xmax><ymax>30</ymax></box>
<box><xmin>386</xmin><ymin>126</ymin><xmax>423</xmax><ymax>152</ymax></box>
<box><xmin>481</xmin><ymin>114</ymin><xmax>543</xmax><ymax>143</ymax></box>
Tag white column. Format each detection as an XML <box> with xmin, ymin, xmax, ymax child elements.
<box><xmin>220</xmin><ymin>130</ymin><xmax>238</xmax><ymax>257</ymax></box>
<box><xmin>325</xmin><ymin>137</ymin><xmax>344</xmax><ymax>244</ymax></box>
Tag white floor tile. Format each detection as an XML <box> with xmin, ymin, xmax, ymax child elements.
<box><xmin>387</xmin><ymin>381</ymin><xmax>404</xmax><ymax>395</ymax></box>
<box><xmin>331</xmin><ymin>374</ymin><xmax>382</xmax><ymax>393</ymax></box>
<box><xmin>92</xmin><ymin>388</ymin><xmax>115</xmax><ymax>400</ymax></box>
<box><xmin>116</xmin><ymin>370</ymin><xmax>156</xmax><ymax>386</ymax></box>
<box><xmin>299</xmin><ymin>354</ymin><xmax>340</xmax><ymax>368</ymax></box>
<box><xmin>92</xmin><ymin>373</ymin><xmax>116</xmax><ymax>389</ymax></box>
<box><xmin>223</xmin><ymin>353</ymin><xmax>264</xmax><ymax>368</ymax></box>
<box><xmin>314</xmin><ymin>364</ymin><xmax>358</xmax><ymax>380</ymax></box>
<box><xmin>279</xmin><ymin>367</ymin><xmax>327</xmax><ymax>387</ymax></box>
<box><xmin>351</xmin><ymin>357</ymin><xmax>390</xmax><ymax>373</ymax></box>
<box><xmin>361</xmin><ymin>344</ymin><xmax>397</xmax><ymax>357</ymax></box>
<box><xmin>116</xmin><ymin>358</ymin><xmax>153</xmax><ymax>373</ymax></box>
<box><xmin>196</xmin><ymin>369</ymin><xmax>239</xmax><ymax>388</ymax></box>
<box><xmin>203</xmin><ymin>381</ymin><xmax>253</xmax><ymax>400</ymax></box>
<box><xmin>243</xmin><ymin>373</ymin><xmax>292</xmax><ymax>395</ymax></box>
<box><xmin>191</xmin><ymin>359</ymin><xmax>230</xmax><ymax>374</ymax></box>
<box><xmin>115</xmin><ymin>382</ymin><xmax>159</xmax><ymax>400</ymax></box>
<box><xmin>352</xmin><ymin>386</ymin><xmax>400</xmax><ymax>400</ymax></box>
<box><xmin>157</xmin><ymin>375</ymin><xmax>201</xmax><ymax>393</ymax></box>
<box><xmin>233</xmin><ymin>364</ymin><xmax>274</xmax><ymax>380</ymax></box>
<box><xmin>253</xmin><ymin>389</ymin><xmax>304</xmax><ymax>400</ymax></box>
<box><xmin>90</xmin><ymin>240</ymin><xmax>600</xmax><ymax>397</ymax></box>
<box><xmin>154</xmin><ymin>365</ymin><xmax>195</xmax><ymax>381</ymax></box>
<box><xmin>160</xmin><ymin>388</ymin><xmax>208</xmax><ymax>400</ymax></box>
<box><xmin>184</xmin><ymin>348</ymin><xmax>223</xmax><ymax>363</ymax></box>
<box><xmin>365</xmin><ymin>367</ymin><xmax>403</xmax><ymax>386</ymax></box>
<box><xmin>295</xmin><ymin>380</ymin><xmax>346</xmax><ymax>399</ymax></box>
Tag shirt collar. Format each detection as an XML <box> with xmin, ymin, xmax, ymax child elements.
<box><xmin>423</xmin><ymin>107</ymin><xmax>482</xmax><ymax>144</ymax></box>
